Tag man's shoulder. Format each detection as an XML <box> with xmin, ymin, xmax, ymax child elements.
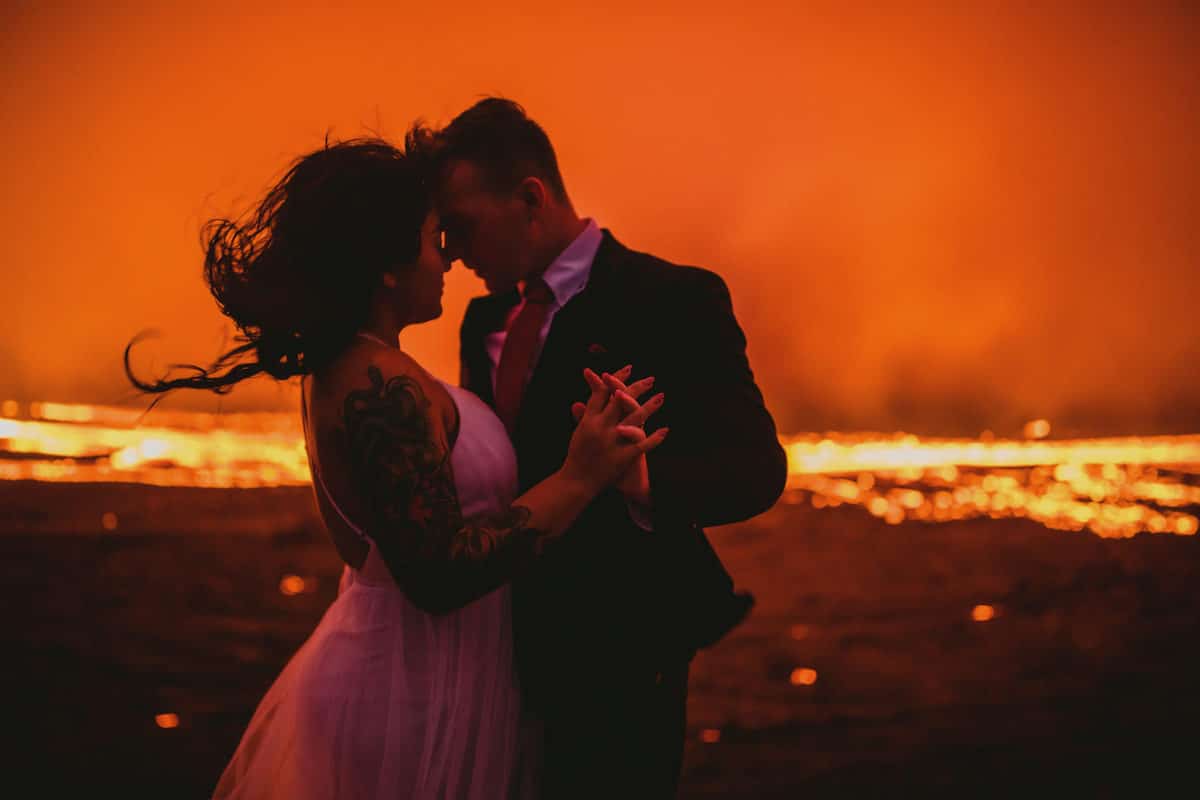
<box><xmin>602</xmin><ymin>232</ymin><xmax>728</xmax><ymax>298</ymax></box>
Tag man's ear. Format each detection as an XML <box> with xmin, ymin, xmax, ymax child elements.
<box><xmin>517</xmin><ymin>177</ymin><xmax>548</xmax><ymax>212</ymax></box>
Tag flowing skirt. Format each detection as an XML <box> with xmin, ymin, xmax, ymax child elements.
<box><xmin>214</xmin><ymin>569</ymin><xmax>537</xmax><ymax>799</ymax></box>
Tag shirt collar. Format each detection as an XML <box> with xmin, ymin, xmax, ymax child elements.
<box><xmin>537</xmin><ymin>218</ymin><xmax>602</xmax><ymax>306</ymax></box>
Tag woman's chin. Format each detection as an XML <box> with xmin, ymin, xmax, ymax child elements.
<box><xmin>397</xmin><ymin>303</ymin><xmax>443</xmax><ymax>327</ymax></box>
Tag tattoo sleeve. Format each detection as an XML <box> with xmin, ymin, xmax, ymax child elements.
<box><xmin>341</xmin><ymin>365</ymin><xmax>556</xmax><ymax>614</ymax></box>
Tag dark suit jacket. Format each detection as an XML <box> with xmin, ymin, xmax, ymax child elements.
<box><xmin>459</xmin><ymin>230</ymin><xmax>788</xmax><ymax>717</ymax></box>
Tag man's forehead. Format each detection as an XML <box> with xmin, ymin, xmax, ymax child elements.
<box><xmin>438</xmin><ymin>159</ymin><xmax>486</xmax><ymax>200</ymax></box>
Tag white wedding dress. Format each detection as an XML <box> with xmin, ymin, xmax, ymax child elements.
<box><xmin>214</xmin><ymin>375</ymin><xmax>537</xmax><ymax>799</ymax></box>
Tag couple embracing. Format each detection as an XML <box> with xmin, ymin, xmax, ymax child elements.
<box><xmin>130</xmin><ymin>97</ymin><xmax>787</xmax><ymax>799</ymax></box>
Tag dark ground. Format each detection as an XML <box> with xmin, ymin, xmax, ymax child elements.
<box><xmin>7</xmin><ymin>481</ymin><xmax>1199</xmax><ymax>797</ymax></box>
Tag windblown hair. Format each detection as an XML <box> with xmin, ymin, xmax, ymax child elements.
<box><xmin>126</xmin><ymin>132</ymin><xmax>434</xmax><ymax>398</ymax></box>
<box><xmin>435</xmin><ymin>97</ymin><xmax>568</xmax><ymax>201</ymax></box>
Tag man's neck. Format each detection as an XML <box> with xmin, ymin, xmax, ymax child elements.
<box><xmin>530</xmin><ymin>213</ymin><xmax>589</xmax><ymax>278</ymax></box>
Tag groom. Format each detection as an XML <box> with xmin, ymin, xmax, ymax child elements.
<box><xmin>434</xmin><ymin>98</ymin><xmax>788</xmax><ymax>798</ymax></box>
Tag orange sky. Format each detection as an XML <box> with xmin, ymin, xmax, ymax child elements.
<box><xmin>3</xmin><ymin>2</ymin><xmax>1198</xmax><ymax>436</ymax></box>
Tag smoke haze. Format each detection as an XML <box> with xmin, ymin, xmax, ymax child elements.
<box><xmin>3</xmin><ymin>2</ymin><xmax>1197</xmax><ymax>436</ymax></box>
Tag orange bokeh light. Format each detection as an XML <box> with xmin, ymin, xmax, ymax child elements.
<box><xmin>1024</xmin><ymin>420</ymin><xmax>1052</xmax><ymax>440</ymax></box>
<box><xmin>790</xmin><ymin>668</ymin><xmax>819</xmax><ymax>686</ymax></box>
<box><xmin>972</xmin><ymin>605</ymin><xmax>997</xmax><ymax>622</ymax></box>
<box><xmin>279</xmin><ymin>575</ymin><xmax>306</xmax><ymax>596</ymax></box>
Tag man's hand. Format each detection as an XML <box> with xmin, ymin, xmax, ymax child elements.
<box><xmin>572</xmin><ymin>365</ymin><xmax>662</xmax><ymax>506</ymax></box>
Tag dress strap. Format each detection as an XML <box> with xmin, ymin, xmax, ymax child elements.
<box><xmin>301</xmin><ymin>376</ymin><xmax>369</xmax><ymax>541</ymax></box>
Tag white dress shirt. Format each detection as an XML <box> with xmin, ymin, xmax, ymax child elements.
<box><xmin>484</xmin><ymin>218</ymin><xmax>653</xmax><ymax>530</ymax></box>
<box><xmin>484</xmin><ymin>218</ymin><xmax>604</xmax><ymax>388</ymax></box>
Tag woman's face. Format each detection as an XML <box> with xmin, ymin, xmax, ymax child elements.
<box><xmin>393</xmin><ymin>211</ymin><xmax>451</xmax><ymax>326</ymax></box>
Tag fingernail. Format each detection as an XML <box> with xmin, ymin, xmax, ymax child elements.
<box><xmin>654</xmin><ymin>393</ymin><xmax>665</xmax><ymax>404</ymax></box>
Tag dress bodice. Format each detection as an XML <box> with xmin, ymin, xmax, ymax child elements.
<box><xmin>439</xmin><ymin>381</ymin><xmax>519</xmax><ymax>518</ymax></box>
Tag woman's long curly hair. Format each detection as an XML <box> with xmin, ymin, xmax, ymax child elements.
<box><xmin>126</xmin><ymin>130</ymin><xmax>432</xmax><ymax>399</ymax></box>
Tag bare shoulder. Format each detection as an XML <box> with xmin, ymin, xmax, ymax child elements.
<box><xmin>310</xmin><ymin>343</ymin><xmax>455</xmax><ymax>449</ymax></box>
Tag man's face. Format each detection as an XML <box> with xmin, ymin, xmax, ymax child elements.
<box><xmin>436</xmin><ymin>159</ymin><xmax>535</xmax><ymax>294</ymax></box>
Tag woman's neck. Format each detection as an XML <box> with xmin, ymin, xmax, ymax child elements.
<box><xmin>359</xmin><ymin>305</ymin><xmax>405</xmax><ymax>350</ymax></box>
<box><xmin>357</xmin><ymin>289</ymin><xmax>410</xmax><ymax>347</ymax></box>
<box><xmin>355</xmin><ymin>329</ymin><xmax>399</xmax><ymax>349</ymax></box>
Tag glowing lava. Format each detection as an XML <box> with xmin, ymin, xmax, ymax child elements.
<box><xmin>784</xmin><ymin>433</ymin><xmax>1200</xmax><ymax>538</ymax></box>
<box><xmin>2</xmin><ymin>400</ymin><xmax>1197</xmax><ymax>538</ymax></box>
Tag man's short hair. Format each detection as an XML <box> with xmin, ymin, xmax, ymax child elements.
<box><xmin>435</xmin><ymin>97</ymin><xmax>568</xmax><ymax>201</ymax></box>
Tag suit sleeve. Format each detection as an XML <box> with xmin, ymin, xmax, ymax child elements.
<box><xmin>645</xmin><ymin>269</ymin><xmax>789</xmax><ymax>529</ymax></box>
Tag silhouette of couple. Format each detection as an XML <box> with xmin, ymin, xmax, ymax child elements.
<box><xmin>130</xmin><ymin>97</ymin><xmax>787</xmax><ymax>799</ymax></box>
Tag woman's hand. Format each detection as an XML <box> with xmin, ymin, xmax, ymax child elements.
<box><xmin>561</xmin><ymin>367</ymin><xmax>667</xmax><ymax>494</ymax></box>
<box><xmin>570</xmin><ymin>366</ymin><xmax>660</xmax><ymax>505</ymax></box>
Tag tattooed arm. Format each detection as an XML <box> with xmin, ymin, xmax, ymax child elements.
<box><xmin>342</xmin><ymin>364</ymin><xmax>666</xmax><ymax>615</ymax></box>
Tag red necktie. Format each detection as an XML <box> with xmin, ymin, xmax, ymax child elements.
<box><xmin>494</xmin><ymin>276</ymin><xmax>555</xmax><ymax>435</ymax></box>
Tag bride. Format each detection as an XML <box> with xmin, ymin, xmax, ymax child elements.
<box><xmin>126</xmin><ymin>134</ymin><xmax>666</xmax><ymax>798</ymax></box>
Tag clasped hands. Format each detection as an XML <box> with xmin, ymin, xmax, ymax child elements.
<box><xmin>572</xmin><ymin>365</ymin><xmax>661</xmax><ymax>506</ymax></box>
